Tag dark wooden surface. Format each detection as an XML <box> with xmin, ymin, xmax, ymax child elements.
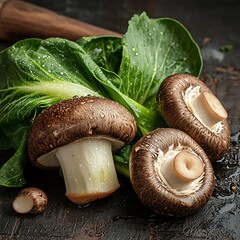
<box><xmin>0</xmin><ymin>0</ymin><xmax>240</xmax><ymax>239</ymax></box>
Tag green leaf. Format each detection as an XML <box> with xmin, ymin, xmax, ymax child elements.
<box><xmin>77</xmin><ymin>36</ymin><xmax>122</xmax><ymax>72</ymax></box>
<box><xmin>0</xmin><ymin>127</ymin><xmax>13</xmax><ymax>151</ymax></box>
<box><xmin>0</xmin><ymin>38</ymin><xmax>102</xmax><ymax>125</ymax></box>
<box><xmin>0</xmin><ymin>125</ymin><xmax>28</xmax><ymax>187</ymax></box>
<box><xmin>114</xmin><ymin>144</ymin><xmax>133</xmax><ymax>177</ymax></box>
<box><xmin>118</xmin><ymin>12</ymin><xmax>203</xmax><ymax>110</ymax></box>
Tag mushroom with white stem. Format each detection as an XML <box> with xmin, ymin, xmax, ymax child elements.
<box><xmin>157</xmin><ymin>73</ymin><xmax>230</xmax><ymax>161</ymax></box>
<box><xmin>130</xmin><ymin>128</ymin><xmax>215</xmax><ymax>217</ymax></box>
<box><xmin>12</xmin><ymin>187</ymin><xmax>48</xmax><ymax>214</ymax></box>
<box><xmin>28</xmin><ymin>96</ymin><xmax>137</xmax><ymax>205</ymax></box>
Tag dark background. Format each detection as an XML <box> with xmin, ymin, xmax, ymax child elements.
<box><xmin>0</xmin><ymin>0</ymin><xmax>240</xmax><ymax>239</ymax></box>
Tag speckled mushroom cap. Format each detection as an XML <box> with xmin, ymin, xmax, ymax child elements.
<box><xmin>28</xmin><ymin>96</ymin><xmax>137</xmax><ymax>165</ymax></box>
<box><xmin>130</xmin><ymin>128</ymin><xmax>215</xmax><ymax>217</ymax></box>
<box><xmin>157</xmin><ymin>73</ymin><xmax>230</xmax><ymax>161</ymax></box>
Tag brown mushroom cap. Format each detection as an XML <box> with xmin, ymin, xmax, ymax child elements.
<box><xmin>28</xmin><ymin>96</ymin><xmax>137</xmax><ymax>167</ymax></box>
<box><xmin>157</xmin><ymin>73</ymin><xmax>230</xmax><ymax>161</ymax></box>
<box><xmin>130</xmin><ymin>128</ymin><xmax>215</xmax><ymax>217</ymax></box>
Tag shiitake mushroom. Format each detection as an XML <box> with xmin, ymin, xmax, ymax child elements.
<box><xmin>130</xmin><ymin>128</ymin><xmax>215</xmax><ymax>217</ymax></box>
<box><xmin>157</xmin><ymin>73</ymin><xmax>230</xmax><ymax>161</ymax></box>
<box><xmin>28</xmin><ymin>96</ymin><xmax>137</xmax><ymax>205</ymax></box>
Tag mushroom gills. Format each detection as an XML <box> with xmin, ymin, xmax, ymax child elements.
<box><xmin>38</xmin><ymin>151</ymin><xmax>59</xmax><ymax>167</ymax></box>
<box><xmin>54</xmin><ymin>138</ymin><xmax>120</xmax><ymax>204</ymax></box>
<box><xmin>37</xmin><ymin>136</ymin><xmax>124</xmax><ymax>168</ymax></box>
<box><xmin>183</xmin><ymin>86</ymin><xmax>228</xmax><ymax>132</ymax></box>
<box><xmin>155</xmin><ymin>144</ymin><xmax>204</xmax><ymax>195</ymax></box>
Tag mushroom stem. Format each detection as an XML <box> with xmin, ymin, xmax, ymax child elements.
<box><xmin>12</xmin><ymin>187</ymin><xmax>48</xmax><ymax>214</ymax></box>
<box><xmin>55</xmin><ymin>138</ymin><xmax>120</xmax><ymax>205</ymax></box>
<box><xmin>160</xmin><ymin>151</ymin><xmax>204</xmax><ymax>191</ymax></box>
<box><xmin>189</xmin><ymin>91</ymin><xmax>228</xmax><ymax>129</ymax></box>
<box><xmin>13</xmin><ymin>195</ymin><xmax>34</xmax><ymax>213</ymax></box>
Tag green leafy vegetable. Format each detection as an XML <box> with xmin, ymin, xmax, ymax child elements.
<box><xmin>79</xmin><ymin>13</ymin><xmax>202</xmax><ymax>110</ymax></box>
<box><xmin>77</xmin><ymin>36</ymin><xmax>122</xmax><ymax>72</ymax></box>
<box><xmin>119</xmin><ymin>13</ymin><xmax>202</xmax><ymax>110</ymax></box>
<box><xmin>0</xmin><ymin>125</ymin><xmax>28</xmax><ymax>187</ymax></box>
<box><xmin>114</xmin><ymin>144</ymin><xmax>133</xmax><ymax>177</ymax></box>
<box><xmin>0</xmin><ymin>12</ymin><xmax>202</xmax><ymax>186</ymax></box>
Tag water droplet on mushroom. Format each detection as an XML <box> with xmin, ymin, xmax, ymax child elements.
<box><xmin>101</xmin><ymin>113</ymin><xmax>105</xmax><ymax>118</ymax></box>
<box><xmin>135</xmin><ymin>146</ymin><xmax>141</xmax><ymax>152</ymax></box>
<box><xmin>88</xmin><ymin>129</ymin><xmax>93</xmax><ymax>134</ymax></box>
<box><xmin>53</xmin><ymin>130</ymin><xmax>59</xmax><ymax>136</ymax></box>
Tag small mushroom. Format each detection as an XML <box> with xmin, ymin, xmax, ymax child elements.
<box><xmin>12</xmin><ymin>187</ymin><xmax>48</xmax><ymax>214</ymax></box>
<box><xmin>157</xmin><ymin>73</ymin><xmax>230</xmax><ymax>161</ymax></box>
<box><xmin>28</xmin><ymin>96</ymin><xmax>137</xmax><ymax>205</ymax></box>
<box><xmin>130</xmin><ymin>128</ymin><xmax>215</xmax><ymax>217</ymax></box>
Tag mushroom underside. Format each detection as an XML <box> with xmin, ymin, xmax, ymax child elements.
<box><xmin>130</xmin><ymin>128</ymin><xmax>215</xmax><ymax>217</ymax></box>
<box><xmin>157</xmin><ymin>74</ymin><xmax>230</xmax><ymax>161</ymax></box>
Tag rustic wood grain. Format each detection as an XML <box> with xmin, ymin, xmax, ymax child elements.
<box><xmin>0</xmin><ymin>0</ymin><xmax>121</xmax><ymax>42</ymax></box>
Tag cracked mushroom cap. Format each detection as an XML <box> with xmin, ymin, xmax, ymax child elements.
<box><xmin>28</xmin><ymin>96</ymin><xmax>137</xmax><ymax>167</ymax></box>
<box><xmin>130</xmin><ymin>128</ymin><xmax>215</xmax><ymax>217</ymax></box>
<box><xmin>157</xmin><ymin>73</ymin><xmax>230</xmax><ymax>161</ymax></box>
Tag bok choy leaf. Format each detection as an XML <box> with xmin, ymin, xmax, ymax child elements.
<box><xmin>119</xmin><ymin>13</ymin><xmax>202</xmax><ymax>110</ymax></box>
<box><xmin>0</xmin><ymin>125</ymin><xmax>28</xmax><ymax>187</ymax></box>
